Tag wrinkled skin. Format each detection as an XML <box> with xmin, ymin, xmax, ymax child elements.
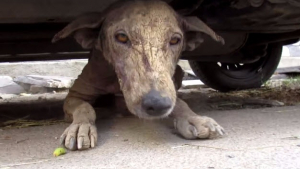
<box><xmin>53</xmin><ymin>0</ymin><xmax>225</xmax><ymax>150</ymax></box>
<box><xmin>101</xmin><ymin>4</ymin><xmax>181</xmax><ymax>118</ymax></box>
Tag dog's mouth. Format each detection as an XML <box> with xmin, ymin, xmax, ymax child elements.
<box><xmin>133</xmin><ymin>104</ymin><xmax>174</xmax><ymax>120</ymax></box>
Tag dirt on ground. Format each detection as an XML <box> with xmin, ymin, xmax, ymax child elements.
<box><xmin>211</xmin><ymin>87</ymin><xmax>300</xmax><ymax>106</ymax></box>
<box><xmin>1</xmin><ymin>85</ymin><xmax>300</xmax><ymax>129</ymax></box>
<box><xmin>179</xmin><ymin>86</ymin><xmax>300</xmax><ymax>111</ymax></box>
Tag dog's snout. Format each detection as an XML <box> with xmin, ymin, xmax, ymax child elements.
<box><xmin>142</xmin><ymin>90</ymin><xmax>172</xmax><ymax>116</ymax></box>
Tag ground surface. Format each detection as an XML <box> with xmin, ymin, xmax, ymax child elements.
<box><xmin>1</xmin><ymin>92</ymin><xmax>300</xmax><ymax>169</ymax></box>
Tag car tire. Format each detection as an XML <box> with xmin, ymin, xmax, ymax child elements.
<box><xmin>189</xmin><ymin>43</ymin><xmax>282</xmax><ymax>92</ymax></box>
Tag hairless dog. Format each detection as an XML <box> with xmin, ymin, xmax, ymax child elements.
<box><xmin>53</xmin><ymin>0</ymin><xmax>225</xmax><ymax>150</ymax></box>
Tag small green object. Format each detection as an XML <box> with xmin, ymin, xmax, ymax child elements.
<box><xmin>53</xmin><ymin>147</ymin><xmax>66</xmax><ymax>157</ymax></box>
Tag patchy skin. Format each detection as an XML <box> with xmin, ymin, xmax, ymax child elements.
<box><xmin>53</xmin><ymin>0</ymin><xmax>225</xmax><ymax>151</ymax></box>
<box><xmin>141</xmin><ymin>46</ymin><xmax>153</xmax><ymax>72</ymax></box>
<box><xmin>100</xmin><ymin>2</ymin><xmax>183</xmax><ymax>118</ymax></box>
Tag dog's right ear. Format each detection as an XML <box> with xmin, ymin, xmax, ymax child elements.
<box><xmin>181</xmin><ymin>16</ymin><xmax>224</xmax><ymax>51</ymax></box>
<box><xmin>52</xmin><ymin>13</ymin><xmax>104</xmax><ymax>49</ymax></box>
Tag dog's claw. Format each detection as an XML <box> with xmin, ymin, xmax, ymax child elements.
<box><xmin>217</xmin><ymin>127</ymin><xmax>226</xmax><ymax>136</ymax></box>
<box><xmin>60</xmin><ymin>134</ymin><xmax>66</xmax><ymax>146</ymax></box>
<box><xmin>78</xmin><ymin>137</ymin><xmax>83</xmax><ymax>149</ymax></box>
<box><xmin>60</xmin><ymin>122</ymin><xmax>97</xmax><ymax>151</ymax></box>
<box><xmin>69</xmin><ymin>137</ymin><xmax>76</xmax><ymax>150</ymax></box>
<box><xmin>91</xmin><ymin>136</ymin><xmax>95</xmax><ymax>148</ymax></box>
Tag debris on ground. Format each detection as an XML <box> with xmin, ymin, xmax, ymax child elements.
<box><xmin>14</xmin><ymin>75</ymin><xmax>75</xmax><ymax>88</ymax></box>
<box><xmin>0</xmin><ymin>76</ymin><xmax>26</xmax><ymax>94</ymax></box>
<box><xmin>281</xmin><ymin>136</ymin><xmax>300</xmax><ymax>140</ymax></box>
<box><xmin>15</xmin><ymin>138</ymin><xmax>29</xmax><ymax>144</ymax></box>
<box><xmin>0</xmin><ymin>93</ymin><xmax>66</xmax><ymax>104</ymax></box>
<box><xmin>210</xmin><ymin>87</ymin><xmax>300</xmax><ymax>106</ymax></box>
<box><xmin>276</xmin><ymin>66</ymin><xmax>300</xmax><ymax>74</ymax></box>
<box><xmin>0</xmin><ymin>75</ymin><xmax>72</xmax><ymax>96</ymax></box>
<box><xmin>0</xmin><ymin>117</ymin><xmax>65</xmax><ymax>129</ymax></box>
<box><xmin>179</xmin><ymin>86</ymin><xmax>300</xmax><ymax>110</ymax></box>
<box><xmin>53</xmin><ymin>147</ymin><xmax>67</xmax><ymax>157</ymax></box>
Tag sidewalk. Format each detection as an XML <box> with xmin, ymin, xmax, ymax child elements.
<box><xmin>1</xmin><ymin>105</ymin><xmax>300</xmax><ymax>169</ymax></box>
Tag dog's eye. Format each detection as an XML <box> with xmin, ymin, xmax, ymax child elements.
<box><xmin>115</xmin><ymin>33</ymin><xmax>129</xmax><ymax>44</ymax></box>
<box><xmin>170</xmin><ymin>37</ymin><xmax>181</xmax><ymax>45</ymax></box>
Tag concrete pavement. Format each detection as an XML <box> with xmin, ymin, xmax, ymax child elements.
<box><xmin>0</xmin><ymin>105</ymin><xmax>300</xmax><ymax>169</ymax></box>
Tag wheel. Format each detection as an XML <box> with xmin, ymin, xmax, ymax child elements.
<box><xmin>189</xmin><ymin>43</ymin><xmax>282</xmax><ymax>92</ymax></box>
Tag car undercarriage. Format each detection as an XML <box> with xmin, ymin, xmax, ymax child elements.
<box><xmin>0</xmin><ymin>0</ymin><xmax>300</xmax><ymax>91</ymax></box>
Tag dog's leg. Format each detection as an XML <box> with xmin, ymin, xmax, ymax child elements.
<box><xmin>173</xmin><ymin>65</ymin><xmax>185</xmax><ymax>90</ymax></box>
<box><xmin>61</xmin><ymin>95</ymin><xmax>97</xmax><ymax>150</ymax></box>
<box><xmin>171</xmin><ymin>65</ymin><xmax>225</xmax><ymax>139</ymax></box>
<box><xmin>60</xmin><ymin>50</ymin><xmax>119</xmax><ymax>150</ymax></box>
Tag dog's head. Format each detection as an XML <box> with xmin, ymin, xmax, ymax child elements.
<box><xmin>52</xmin><ymin>0</ymin><xmax>224</xmax><ymax>119</ymax></box>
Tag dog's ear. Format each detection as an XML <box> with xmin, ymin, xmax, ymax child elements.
<box><xmin>52</xmin><ymin>13</ymin><xmax>104</xmax><ymax>49</ymax></box>
<box><xmin>73</xmin><ymin>28</ymin><xmax>99</xmax><ymax>49</ymax></box>
<box><xmin>182</xmin><ymin>16</ymin><xmax>225</xmax><ymax>51</ymax></box>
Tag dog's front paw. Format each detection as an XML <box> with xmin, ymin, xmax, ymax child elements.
<box><xmin>174</xmin><ymin>116</ymin><xmax>225</xmax><ymax>139</ymax></box>
<box><xmin>60</xmin><ymin>122</ymin><xmax>97</xmax><ymax>150</ymax></box>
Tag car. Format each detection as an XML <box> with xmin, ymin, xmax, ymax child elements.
<box><xmin>0</xmin><ymin>0</ymin><xmax>299</xmax><ymax>92</ymax></box>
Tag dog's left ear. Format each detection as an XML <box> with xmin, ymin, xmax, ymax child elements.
<box><xmin>182</xmin><ymin>16</ymin><xmax>225</xmax><ymax>51</ymax></box>
<box><xmin>52</xmin><ymin>12</ymin><xmax>104</xmax><ymax>49</ymax></box>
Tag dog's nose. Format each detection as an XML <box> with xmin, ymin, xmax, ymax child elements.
<box><xmin>142</xmin><ymin>90</ymin><xmax>172</xmax><ymax>116</ymax></box>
